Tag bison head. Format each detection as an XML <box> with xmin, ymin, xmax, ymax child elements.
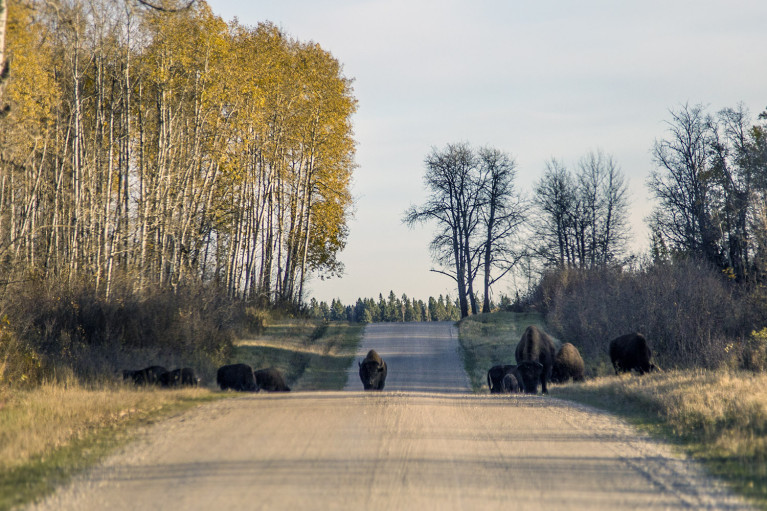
<box><xmin>359</xmin><ymin>360</ymin><xmax>386</xmax><ymax>390</ymax></box>
<box><xmin>515</xmin><ymin>360</ymin><xmax>544</xmax><ymax>394</ymax></box>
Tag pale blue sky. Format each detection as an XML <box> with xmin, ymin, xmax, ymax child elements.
<box><xmin>206</xmin><ymin>0</ymin><xmax>767</xmax><ymax>305</ymax></box>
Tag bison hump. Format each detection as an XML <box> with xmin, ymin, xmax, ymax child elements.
<box><xmin>363</xmin><ymin>349</ymin><xmax>383</xmax><ymax>365</ymax></box>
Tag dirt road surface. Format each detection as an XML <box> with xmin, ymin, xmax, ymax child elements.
<box><xmin>31</xmin><ymin>322</ymin><xmax>751</xmax><ymax>510</ymax></box>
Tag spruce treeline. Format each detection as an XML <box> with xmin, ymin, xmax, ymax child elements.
<box><xmin>307</xmin><ymin>291</ymin><xmax>512</xmax><ymax>323</ymax></box>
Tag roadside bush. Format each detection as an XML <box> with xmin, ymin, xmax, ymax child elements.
<box><xmin>0</xmin><ymin>276</ymin><xmax>236</xmax><ymax>385</ymax></box>
<box><xmin>741</xmin><ymin>328</ymin><xmax>767</xmax><ymax>372</ymax></box>
<box><xmin>541</xmin><ymin>259</ymin><xmax>752</xmax><ymax>372</ymax></box>
<box><xmin>0</xmin><ymin>321</ymin><xmax>48</xmax><ymax>387</ymax></box>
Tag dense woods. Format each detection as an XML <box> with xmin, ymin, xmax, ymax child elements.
<box><xmin>0</xmin><ymin>0</ymin><xmax>356</xmax><ymax>383</ymax></box>
<box><xmin>0</xmin><ymin>0</ymin><xmax>356</xmax><ymax>304</ymax></box>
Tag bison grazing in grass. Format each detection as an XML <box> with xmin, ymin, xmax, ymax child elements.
<box><xmin>358</xmin><ymin>349</ymin><xmax>387</xmax><ymax>391</ymax></box>
<box><xmin>159</xmin><ymin>367</ymin><xmax>199</xmax><ymax>388</ymax></box>
<box><xmin>254</xmin><ymin>368</ymin><xmax>291</xmax><ymax>392</ymax></box>
<box><xmin>217</xmin><ymin>363</ymin><xmax>257</xmax><ymax>391</ymax></box>
<box><xmin>515</xmin><ymin>325</ymin><xmax>557</xmax><ymax>394</ymax></box>
<box><xmin>609</xmin><ymin>333</ymin><xmax>657</xmax><ymax>375</ymax></box>
<box><xmin>123</xmin><ymin>365</ymin><xmax>167</xmax><ymax>386</ymax></box>
<box><xmin>551</xmin><ymin>343</ymin><xmax>585</xmax><ymax>383</ymax></box>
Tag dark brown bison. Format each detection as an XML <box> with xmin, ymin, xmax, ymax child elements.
<box><xmin>358</xmin><ymin>349</ymin><xmax>387</xmax><ymax>390</ymax></box>
<box><xmin>487</xmin><ymin>364</ymin><xmax>526</xmax><ymax>393</ymax></box>
<box><xmin>514</xmin><ymin>360</ymin><xmax>544</xmax><ymax>394</ymax></box>
<box><xmin>609</xmin><ymin>333</ymin><xmax>657</xmax><ymax>375</ymax></box>
<box><xmin>159</xmin><ymin>367</ymin><xmax>199</xmax><ymax>388</ymax></box>
<box><xmin>487</xmin><ymin>364</ymin><xmax>515</xmax><ymax>393</ymax></box>
<box><xmin>217</xmin><ymin>363</ymin><xmax>257</xmax><ymax>391</ymax></box>
<box><xmin>501</xmin><ymin>372</ymin><xmax>521</xmax><ymax>393</ymax></box>
<box><xmin>551</xmin><ymin>343</ymin><xmax>585</xmax><ymax>383</ymax></box>
<box><xmin>123</xmin><ymin>365</ymin><xmax>167</xmax><ymax>386</ymax></box>
<box><xmin>515</xmin><ymin>325</ymin><xmax>557</xmax><ymax>394</ymax></box>
<box><xmin>254</xmin><ymin>367</ymin><xmax>291</xmax><ymax>392</ymax></box>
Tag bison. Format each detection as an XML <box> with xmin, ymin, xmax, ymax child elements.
<box><xmin>609</xmin><ymin>333</ymin><xmax>657</xmax><ymax>375</ymax></box>
<box><xmin>123</xmin><ymin>365</ymin><xmax>167</xmax><ymax>386</ymax></box>
<box><xmin>551</xmin><ymin>343</ymin><xmax>585</xmax><ymax>383</ymax></box>
<box><xmin>159</xmin><ymin>367</ymin><xmax>199</xmax><ymax>388</ymax></box>
<box><xmin>501</xmin><ymin>372</ymin><xmax>522</xmax><ymax>393</ymax></box>
<box><xmin>217</xmin><ymin>363</ymin><xmax>257</xmax><ymax>391</ymax></box>
<box><xmin>487</xmin><ymin>364</ymin><xmax>525</xmax><ymax>394</ymax></box>
<box><xmin>513</xmin><ymin>360</ymin><xmax>545</xmax><ymax>394</ymax></box>
<box><xmin>254</xmin><ymin>367</ymin><xmax>291</xmax><ymax>392</ymax></box>
<box><xmin>487</xmin><ymin>364</ymin><xmax>513</xmax><ymax>393</ymax></box>
<box><xmin>515</xmin><ymin>325</ymin><xmax>557</xmax><ymax>394</ymax></box>
<box><xmin>358</xmin><ymin>349</ymin><xmax>387</xmax><ymax>390</ymax></box>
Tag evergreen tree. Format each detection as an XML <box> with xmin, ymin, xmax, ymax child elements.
<box><xmin>386</xmin><ymin>291</ymin><xmax>400</xmax><ymax>321</ymax></box>
<box><xmin>319</xmin><ymin>301</ymin><xmax>330</xmax><ymax>321</ymax></box>
<box><xmin>428</xmin><ymin>297</ymin><xmax>439</xmax><ymax>321</ymax></box>
<box><xmin>378</xmin><ymin>294</ymin><xmax>387</xmax><ymax>321</ymax></box>
<box><xmin>403</xmin><ymin>294</ymin><xmax>415</xmax><ymax>322</ymax></box>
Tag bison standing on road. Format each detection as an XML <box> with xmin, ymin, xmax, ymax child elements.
<box><xmin>551</xmin><ymin>343</ymin><xmax>585</xmax><ymax>383</ymax></box>
<box><xmin>123</xmin><ymin>365</ymin><xmax>167</xmax><ymax>386</ymax></box>
<box><xmin>217</xmin><ymin>363</ymin><xmax>257</xmax><ymax>391</ymax></box>
<box><xmin>609</xmin><ymin>333</ymin><xmax>657</xmax><ymax>375</ymax></box>
<box><xmin>515</xmin><ymin>325</ymin><xmax>557</xmax><ymax>394</ymax></box>
<box><xmin>358</xmin><ymin>349</ymin><xmax>387</xmax><ymax>391</ymax></box>
<box><xmin>487</xmin><ymin>364</ymin><xmax>525</xmax><ymax>394</ymax></box>
<box><xmin>501</xmin><ymin>372</ymin><xmax>522</xmax><ymax>393</ymax></box>
<box><xmin>254</xmin><ymin>367</ymin><xmax>291</xmax><ymax>392</ymax></box>
<box><xmin>487</xmin><ymin>364</ymin><xmax>514</xmax><ymax>393</ymax></box>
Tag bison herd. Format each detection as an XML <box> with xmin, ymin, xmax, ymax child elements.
<box><xmin>122</xmin><ymin>327</ymin><xmax>657</xmax><ymax>396</ymax></box>
<box><xmin>488</xmin><ymin>326</ymin><xmax>657</xmax><ymax>395</ymax></box>
<box><xmin>123</xmin><ymin>365</ymin><xmax>199</xmax><ymax>388</ymax></box>
<box><xmin>122</xmin><ymin>363</ymin><xmax>291</xmax><ymax>393</ymax></box>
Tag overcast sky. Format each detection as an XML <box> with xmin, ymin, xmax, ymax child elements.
<box><xmin>205</xmin><ymin>0</ymin><xmax>767</xmax><ymax>305</ymax></box>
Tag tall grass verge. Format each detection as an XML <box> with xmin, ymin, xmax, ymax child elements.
<box><xmin>0</xmin><ymin>382</ymin><xmax>217</xmax><ymax>509</ymax></box>
<box><xmin>550</xmin><ymin>371</ymin><xmax>767</xmax><ymax>509</ymax></box>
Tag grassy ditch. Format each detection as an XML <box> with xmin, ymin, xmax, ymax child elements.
<box><xmin>550</xmin><ymin>372</ymin><xmax>767</xmax><ymax>509</ymax></box>
<box><xmin>0</xmin><ymin>383</ymin><xmax>216</xmax><ymax>510</ymax></box>
<box><xmin>1</xmin><ymin>318</ymin><xmax>363</xmax><ymax>509</ymax></box>
<box><xmin>233</xmin><ymin>319</ymin><xmax>364</xmax><ymax>390</ymax></box>
<box><xmin>458</xmin><ymin>311</ymin><xmax>767</xmax><ymax>509</ymax></box>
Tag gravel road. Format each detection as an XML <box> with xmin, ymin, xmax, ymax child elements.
<box><xmin>30</xmin><ymin>322</ymin><xmax>752</xmax><ymax>510</ymax></box>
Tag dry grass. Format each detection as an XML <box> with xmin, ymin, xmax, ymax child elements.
<box><xmin>551</xmin><ymin>370</ymin><xmax>767</xmax><ymax>508</ymax></box>
<box><xmin>0</xmin><ymin>381</ymin><xmax>216</xmax><ymax>509</ymax></box>
<box><xmin>0</xmin><ymin>382</ymin><xmax>213</xmax><ymax>472</ymax></box>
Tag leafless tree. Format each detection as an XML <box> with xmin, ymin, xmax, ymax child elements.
<box><xmin>475</xmin><ymin>147</ymin><xmax>527</xmax><ymax>313</ymax></box>
<box><xmin>534</xmin><ymin>151</ymin><xmax>630</xmax><ymax>269</ymax></box>
<box><xmin>405</xmin><ymin>143</ymin><xmax>525</xmax><ymax>317</ymax></box>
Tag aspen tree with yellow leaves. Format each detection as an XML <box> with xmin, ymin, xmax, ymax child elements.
<box><xmin>0</xmin><ymin>0</ymin><xmax>356</xmax><ymax>308</ymax></box>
